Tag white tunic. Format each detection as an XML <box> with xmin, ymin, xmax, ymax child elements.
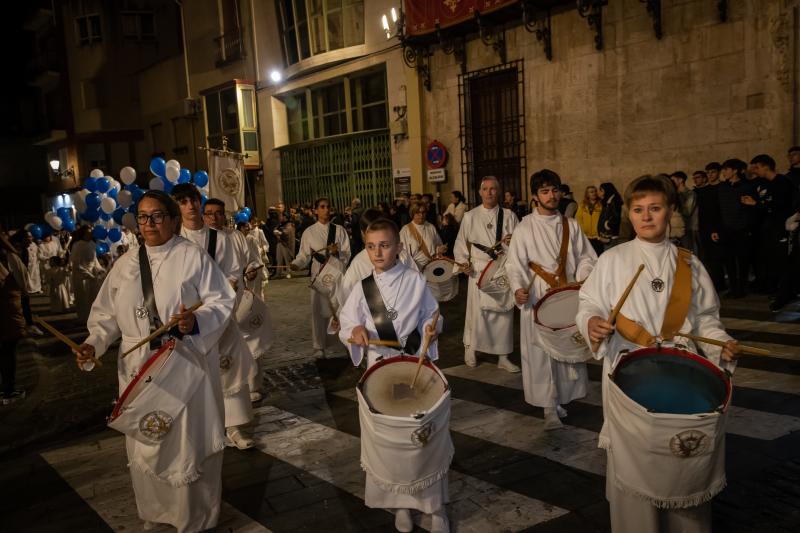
<box><xmin>337</xmin><ymin>262</ymin><xmax>448</xmax><ymax>513</ymax></box>
<box><xmin>70</xmin><ymin>239</ymin><xmax>103</xmax><ymax>323</ymax></box>
<box><xmin>85</xmin><ymin>236</ymin><xmax>235</xmax><ymax>532</ymax></box>
<box><xmin>38</xmin><ymin>238</ymin><xmax>62</xmax><ymax>262</ymax></box>
<box><xmin>453</xmin><ymin>205</ymin><xmax>519</xmax><ymax>354</ymax></box>
<box><xmin>244</xmin><ymin>232</ymin><xmax>266</xmax><ymax>299</ymax></box>
<box><xmin>292</xmin><ymin>222</ymin><xmax>351</xmax><ymax>350</ymax></box>
<box><xmin>576</xmin><ymin>238</ymin><xmax>734</xmax><ymax>533</ymax></box>
<box><xmin>336</xmin><ymin>248</ymin><xmax>418</xmax><ymax>309</ymax></box>
<box><xmin>25</xmin><ymin>242</ymin><xmax>41</xmax><ymax>293</ymax></box>
<box><xmin>506</xmin><ymin>212</ymin><xmax>596</xmax><ymax>407</ymax></box>
<box><xmin>44</xmin><ymin>264</ymin><xmax>71</xmax><ymax>312</ymax></box>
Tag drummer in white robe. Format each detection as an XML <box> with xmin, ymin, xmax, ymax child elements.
<box><xmin>453</xmin><ymin>176</ymin><xmax>520</xmax><ymax>372</ymax></box>
<box><xmin>577</xmin><ymin>175</ymin><xmax>741</xmax><ymax>533</ymax></box>
<box><xmin>507</xmin><ymin>169</ymin><xmax>597</xmax><ymax>429</ymax></box>
<box><xmin>290</xmin><ymin>197</ymin><xmax>350</xmax><ymax>357</ymax></box>
<box><xmin>73</xmin><ymin>190</ymin><xmax>236</xmax><ymax>533</ymax></box>
<box><xmin>338</xmin><ymin>219</ymin><xmax>449</xmax><ymax>533</ymax></box>
<box><xmin>173</xmin><ymin>186</ymin><xmax>255</xmax><ymax>450</ymax></box>
<box><xmin>70</xmin><ymin>226</ymin><xmax>104</xmax><ymax>323</ymax></box>
<box><xmin>400</xmin><ymin>204</ymin><xmax>458</xmax><ymax>303</ymax></box>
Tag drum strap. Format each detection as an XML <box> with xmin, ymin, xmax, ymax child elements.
<box><xmin>528</xmin><ymin>217</ymin><xmax>571</xmax><ymax>289</ymax></box>
<box><xmin>138</xmin><ymin>245</ymin><xmax>165</xmax><ymax>349</ymax></box>
<box><xmin>311</xmin><ymin>223</ymin><xmax>337</xmax><ymax>265</ymax></box>
<box><xmin>207</xmin><ymin>228</ymin><xmax>217</xmax><ymax>261</ymax></box>
<box><xmin>496</xmin><ymin>208</ymin><xmax>504</xmax><ymax>244</ymax></box>
<box><xmin>616</xmin><ymin>247</ymin><xmax>694</xmax><ymax>346</ymax></box>
<box><xmin>407</xmin><ymin>222</ymin><xmax>433</xmax><ymax>262</ymax></box>
<box><xmin>361</xmin><ymin>274</ymin><xmax>421</xmax><ymax>354</ymax></box>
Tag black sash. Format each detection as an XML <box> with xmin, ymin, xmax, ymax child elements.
<box><xmin>496</xmin><ymin>207</ymin><xmax>504</xmax><ymax>244</ymax></box>
<box><xmin>361</xmin><ymin>274</ymin><xmax>421</xmax><ymax>354</ymax></box>
<box><xmin>472</xmin><ymin>208</ymin><xmax>504</xmax><ymax>260</ymax></box>
<box><xmin>311</xmin><ymin>223</ymin><xmax>337</xmax><ymax>264</ymax></box>
<box><xmin>138</xmin><ymin>245</ymin><xmax>165</xmax><ymax>349</ymax></box>
<box><xmin>207</xmin><ymin>228</ymin><xmax>217</xmax><ymax>261</ymax></box>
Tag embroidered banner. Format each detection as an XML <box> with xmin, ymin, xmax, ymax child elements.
<box><xmin>208</xmin><ymin>152</ymin><xmax>245</xmax><ymax>213</ymax></box>
<box><xmin>404</xmin><ymin>0</ymin><xmax>517</xmax><ymax>36</ymax></box>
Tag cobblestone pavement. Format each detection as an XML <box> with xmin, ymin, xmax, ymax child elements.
<box><xmin>1</xmin><ymin>276</ymin><xmax>800</xmax><ymax>532</ymax></box>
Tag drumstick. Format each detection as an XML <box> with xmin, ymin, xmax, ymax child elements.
<box><xmin>122</xmin><ymin>302</ymin><xmax>202</xmax><ymax>358</ymax></box>
<box><xmin>346</xmin><ymin>338</ymin><xmax>402</xmax><ymax>348</ymax></box>
<box><xmin>34</xmin><ymin>316</ymin><xmax>102</xmax><ymax>368</ymax></box>
<box><xmin>411</xmin><ymin>310</ymin><xmax>441</xmax><ymax>389</ymax></box>
<box><xmin>591</xmin><ymin>264</ymin><xmax>645</xmax><ymax>353</ymax></box>
<box><xmin>676</xmin><ymin>331</ymin><xmax>770</xmax><ymax>356</ymax></box>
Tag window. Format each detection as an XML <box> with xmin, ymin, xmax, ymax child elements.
<box><xmin>122</xmin><ymin>11</ymin><xmax>156</xmax><ymax>41</ymax></box>
<box><xmin>350</xmin><ymin>70</ymin><xmax>387</xmax><ymax>132</ymax></box>
<box><xmin>85</xmin><ymin>143</ymin><xmax>107</xmax><ymax>170</ymax></box>
<box><xmin>276</xmin><ymin>0</ymin><xmax>364</xmax><ymax>67</ymax></box>
<box><xmin>75</xmin><ymin>14</ymin><xmax>102</xmax><ymax>46</ymax></box>
<box><xmin>202</xmin><ymin>82</ymin><xmax>260</xmax><ymax>164</ymax></box>
<box><xmin>81</xmin><ymin>78</ymin><xmax>106</xmax><ymax>109</ymax></box>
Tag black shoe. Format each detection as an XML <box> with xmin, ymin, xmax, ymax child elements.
<box><xmin>1</xmin><ymin>389</ymin><xmax>26</xmax><ymax>405</ymax></box>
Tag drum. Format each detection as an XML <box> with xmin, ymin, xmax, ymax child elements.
<box><xmin>235</xmin><ymin>288</ymin><xmax>273</xmax><ymax>358</ymax></box>
<box><xmin>604</xmin><ymin>345</ymin><xmax>731</xmax><ymax>507</ymax></box>
<box><xmin>309</xmin><ymin>255</ymin><xmax>343</xmax><ymax>296</ymax></box>
<box><xmin>476</xmin><ymin>254</ymin><xmax>510</xmax><ymax>297</ymax></box>
<box><xmin>533</xmin><ymin>284</ymin><xmax>591</xmax><ymax>363</ymax></box>
<box><xmin>423</xmin><ymin>257</ymin><xmax>459</xmax><ymax>303</ymax></box>
<box><xmin>357</xmin><ymin>356</ymin><xmax>454</xmax><ymax>495</ymax></box>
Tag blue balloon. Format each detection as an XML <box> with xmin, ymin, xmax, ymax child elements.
<box><xmin>84</xmin><ymin>177</ymin><xmax>98</xmax><ymax>192</ymax></box>
<box><xmin>107</xmin><ymin>187</ymin><xmax>118</xmax><ymax>200</ymax></box>
<box><xmin>83</xmin><ymin>208</ymin><xmax>100</xmax><ymax>222</ymax></box>
<box><xmin>125</xmin><ymin>183</ymin><xmax>138</xmax><ymax>192</ymax></box>
<box><xmin>57</xmin><ymin>207</ymin><xmax>72</xmax><ymax>220</ymax></box>
<box><xmin>178</xmin><ymin>168</ymin><xmax>192</xmax><ymax>183</ymax></box>
<box><xmin>150</xmin><ymin>157</ymin><xmax>167</xmax><ymax>178</ymax></box>
<box><xmin>108</xmin><ymin>228</ymin><xmax>122</xmax><ymax>242</ymax></box>
<box><xmin>41</xmin><ymin>225</ymin><xmax>54</xmax><ymax>238</ymax></box>
<box><xmin>85</xmin><ymin>192</ymin><xmax>101</xmax><ymax>210</ymax></box>
<box><xmin>112</xmin><ymin>207</ymin><xmax>126</xmax><ymax>225</ymax></box>
<box><xmin>95</xmin><ymin>243</ymin><xmax>109</xmax><ymax>257</ymax></box>
<box><xmin>242</xmin><ymin>206</ymin><xmax>252</xmax><ymax>216</ymax></box>
<box><xmin>96</xmin><ymin>177</ymin><xmax>110</xmax><ymax>193</ymax></box>
<box><xmin>131</xmin><ymin>187</ymin><xmax>145</xmax><ymax>203</ymax></box>
<box><xmin>92</xmin><ymin>225</ymin><xmax>108</xmax><ymax>240</ymax></box>
<box><xmin>193</xmin><ymin>170</ymin><xmax>209</xmax><ymax>188</ymax></box>
<box><xmin>29</xmin><ymin>224</ymin><xmax>44</xmax><ymax>240</ymax></box>
<box><xmin>161</xmin><ymin>176</ymin><xmax>174</xmax><ymax>193</ymax></box>
<box><xmin>234</xmin><ymin>213</ymin><xmax>248</xmax><ymax>224</ymax></box>
<box><xmin>99</xmin><ymin>210</ymin><xmax>112</xmax><ymax>221</ymax></box>
<box><xmin>200</xmin><ymin>193</ymin><xmax>208</xmax><ymax>207</ymax></box>
<box><xmin>62</xmin><ymin>218</ymin><xmax>75</xmax><ymax>232</ymax></box>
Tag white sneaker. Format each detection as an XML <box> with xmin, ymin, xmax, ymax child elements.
<box><xmin>464</xmin><ymin>348</ymin><xmax>477</xmax><ymax>367</ymax></box>
<box><xmin>431</xmin><ymin>509</ymin><xmax>450</xmax><ymax>533</ymax></box>
<box><xmin>543</xmin><ymin>407</ymin><xmax>564</xmax><ymax>430</ymax></box>
<box><xmin>497</xmin><ymin>355</ymin><xmax>521</xmax><ymax>373</ymax></box>
<box><xmin>312</xmin><ymin>349</ymin><xmax>325</xmax><ymax>357</ymax></box>
<box><xmin>394</xmin><ymin>508</ymin><xmax>413</xmax><ymax>532</ymax></box>
<box><xmin>556</xmin><ymin>405</ymin><xmax>568</xmax><ymax>418</ymax></box>
<box><xmin>226</xmin><ymin>428</ymin><xmax>255</xmax><ymax>450</ymax></box>
<box><xmin>250</xmin><ymin>391</ymin><xmax>262</xmax><ymax>403</ymax></box>
<box><xmin>26</xmin><ymin>325</ymin><xmax>44</xmax><ymax>336</ymax></box>
<box><xmin>143</xmin><ymin>521</ymin><xmax>158</xmax><ymax>530</ymax></box>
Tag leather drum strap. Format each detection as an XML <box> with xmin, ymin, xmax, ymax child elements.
<box><xmin>528</xmin><ymin>217</ymin><xmax>571</xmax><ymax>290</ymax></box>
<box><xmin>616</xmin><ymin>247</ymin><xmax>694</xmax><ymax>346</ymax></box>
<box><xmin>138</xmin><ymin>245</ymin><xmax>164</xmax><ymax>349</ymax></box>
<box><xmin>207</xmin><ymin>228</ymin><xmax>217</xmax><ymax>261</ymax></box>
<box><xmin>361</xmin><ymin>274</ymin><xmax>421</xmax><ymax>354</ymax></box>
<box><xmin>495</xmin><ymin>207</ymin><xmax>504</xmax><ymax>244</ymax></box>
<box><xmin>407</xmin><ymin>222</ymin><xmax>433</xmax><ymax>262</ymax></box>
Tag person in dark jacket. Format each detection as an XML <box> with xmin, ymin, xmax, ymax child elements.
<box><xmin>597</xmin><ymin>182</ymin><xmax>622</xmax><ymax>249</ymax></box>
<box><xmin>693</xmin><ymin>170</ymin><xmax>726</xmax><ymax>290</ymax></box>
<box><xmin>718</xmin><ymin>159</ymin><xmax>757</xmax><ymax>298</ymax></box>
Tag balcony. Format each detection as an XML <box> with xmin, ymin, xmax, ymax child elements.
<box><xmin>214</xmin><ymin>30</ymin><xmax>245</xmax><ymax>68</ymax></box>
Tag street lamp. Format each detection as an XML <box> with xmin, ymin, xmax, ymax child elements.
<box><xmin>269</xmin><ymin>69</ymin><xmax>282</xmax><ymax>83</ymax></box>
<box><xmin>49</xmin><ymin>159</ymin><xmax>74</xmax><ymax>180</ymax></box>
<box><xmin>50</xmin><ymin>159</ymin><xmax>60</xmax><ymax>171</ymax></box>
<box><xmin>380</xmin><ymin>6</ymin><xmax>400</xmax><ymax>40</ymax></box>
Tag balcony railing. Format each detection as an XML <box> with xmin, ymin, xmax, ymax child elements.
<box><xmin>214</xmin><ymin>29</ymin><xmax>244</xmax><ymax>67</ymax></box>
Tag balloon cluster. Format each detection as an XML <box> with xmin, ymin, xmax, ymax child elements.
<box><xmin>148</xmin><ymin>157</ymin><xmax>209</xmax><ymax>204</ymax></box>
<box><xmin>234</xmin><ymin>206</ymin><xmax>253</xmax><ymax>225</ymax></box>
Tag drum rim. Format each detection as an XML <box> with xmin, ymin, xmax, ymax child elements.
<box><xmin>613</xmin><ymin>345</ymin><xmax>732</xmax><ymax>410</ymax></box>
<box><xmin>358</xmin><ymin>354</ymin><xmax>448</xmax><ymax>390</ymax></box>
<box><xmin>533</xmin><ymin>283</ymin><xmax>582</xmax><ymax>330</ymax></box>
<box><xmin>109</xmin><ymin>339</ymin><xmax>176</xmax><ymax>422</ymax></box>
<box><xmin>476</xmin><ymin>253</ymin><xmax>506</xmax><ymax>290</ymax></box>
<box><xmin>423</xmin><ymin>256</ymin><xmax>456</xmax><ymax>282</ymax></box>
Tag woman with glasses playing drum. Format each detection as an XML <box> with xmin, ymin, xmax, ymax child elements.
<box><xmin>72</xmin><ymin>191</ymin><xmax>236</xmax><ymax>533</ymax></box>
<box><xmin>577</xmin><ymin>175</ymin><xmax>741</xmax><ymax>533</ymax></box>
<box><xmin>400</xmin><ymin>203</ymin><xmax>459</xmax><ymax>302</ymax></box>
<box><xmin>338</xmin><ymin>219</ymin><xmax>451</xmax><ymax>533</ymax></box>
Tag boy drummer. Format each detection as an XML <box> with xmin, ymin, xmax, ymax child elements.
<box><xmin>338</xmin><ymin>219</ymin><xmax>450</xmax><ymax>533</ymax></box>
<box><xmin>577</xmin><ymin>175</ymin><xmax>741</xmax><ymax>533</ymax></box>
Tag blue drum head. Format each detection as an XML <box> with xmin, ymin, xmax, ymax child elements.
<box><xmin>614</xmin><ymin>350</ymin><xmax>728</xmax><ymax>415</ymax></box>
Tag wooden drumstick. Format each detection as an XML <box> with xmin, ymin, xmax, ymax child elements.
<box><xmin>122</xmin><ymin>301</ymin><xmax>202</xmax><ymax>358</ymax></box>
<box><xmin>34</xmin><ymin>316</ymin><xmax>102</xmax><ymax>367</ymax></box>
<box><xmin>591</xmin><ymin>264</ymin><xmax>645</xmax><ymax>353</ymax></box>
<box><xmin>411</xmin><ymin>310</ymin><xmax>441</xmax><ymax>389</ymax></box>
<box><xmin>676</xmin><ymin>331</ymin><xmax>770</xmax><ymax>356</ymax></box>
<box><xmin>346</xmin><ymin>338</ymin><xmax>402</xmax><ymax>348</ymax></box>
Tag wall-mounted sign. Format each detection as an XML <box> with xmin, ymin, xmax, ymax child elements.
<box><xmin>426</xmin><ymin>140</ymin><xmax>447</xmax><ymax>169</ymax></box>
<box><xmin>393</xmin><ymin>168</ymin><xmax>412</xmax><ymax>195</ymax></box>
<box><xmin>427</xmin><ymin>168</ymin><xmax>446</xmax><ymax>183</ymax></box>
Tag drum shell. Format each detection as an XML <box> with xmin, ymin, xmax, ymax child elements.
<box><xmin>309</xmin><ymin>256</ymin><xmax>343</xmax><ymax>296</ymax></box>
<box><xmin>235</xmin><ymin>289</ymin><xmax>273</xmax><ymax>358</ymax></box>
<box><xmin>533</xmin><ymin>286</ymin><xmax>591</xmax><ymax>363</ymax></box>
<box><xmin>476</xmin><ymin>255</ymin><xmax>513</xmax><ymax>311</ymax></box>
<box><xmin>428</xmin><ymin>276</ymin><xmax>458</xmax><ymax>303</ymax></box>
<box><xmin>604</xmin><ymin>347</ymin><xmax>731</xmax><ymax>508</ymax></box>
<box><xmin>423</xmin><ymin>258</ymin><xmax>456</xmax><ymax>284</ymax></box>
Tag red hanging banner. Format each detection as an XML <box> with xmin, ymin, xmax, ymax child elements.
<box><xmin>404</xmin><ymin>0</ymin><xmax>518</xmax><ymax>36</ymax></box>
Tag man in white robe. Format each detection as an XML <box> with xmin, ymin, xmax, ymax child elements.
<box><xmin>453</xmin><ymin>176</ymin><xmax>520</xmax><ymax>372</ymax></box>
<box><xmin>339</xmin><ymin>219</ymin><xmax>449</xmax><ymax>533</ymax></box>
<box><xmin>577</xmin><ymin>175</ymin><xmax>741</xmax><ymax>533</ymax></box>
<box><xmin>507</xmin><ymin>169</ymin><xmax>597</xmax><ymax>429</ymax></box>
<box><xmin>38</xmin><ymin>234</ymin><xmax>62</xmax><ymax>290</ymax></box>
<box><xmin>173</xmin><ymin>186</ymin><xmax>255</xmax><ymax>450</ymax></box>
<box><xmin>74</xmin><ymin>190</ymin><xmax>236</xmax><ymax>532</ymax></box>
<box><xmin>291</xmin><ymin>197</ymin><xmax>350</xmax><ymax>357</ymax></box>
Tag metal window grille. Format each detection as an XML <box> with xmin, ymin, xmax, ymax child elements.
<box><xmin>459</xmin><ymin>60</ymin><xmax>527</xmax><ymax>204</ymax></box>
<box><xmin>279</xmin><ymin>130</ymin><xmax>392</xmax><ymax>212</ymax></box>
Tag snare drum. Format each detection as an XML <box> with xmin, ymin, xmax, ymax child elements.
<box><xmin>605</xmin><ymin>345</ymin><xmax>731</xmax><ymax>507</ymax></box>
<box><xmin>476</xmin><ymin>254</ymin><xmax>510</xmax><ymax>297</ymax></box>
<box><xmin>423</xmin><ymin>257</ymin><xmax>458</xmax><ymax>302</ymax></box>
<box><xmin>309</xmin><ymin>256</ymin><xmax>343</xmax><ymax>296</ymax></box>
<box><xmin>533</xmin><ymin>284</ymin><xmax>591</xmax><ymax>363</ymax></box>
<box><xmin>359</xmin><ymin>355</ymin><xmax>449</xmax><ymax>417</ymax></box>
<box><xmin>235</xmin><ymin>288</ymin><xmax>273</xmax><ymax>358</ymax></box>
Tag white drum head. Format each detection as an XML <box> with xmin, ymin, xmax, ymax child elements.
<box><xmin>535</xmin><ymin>286</ymin><xmax>580</xmax><ymax>330</ymax></box>
<box><xmin>360</xmin><ymin>357</ymin><xmax>447</xmax><ymax>417</ymax></box>
<box><xmin>424</xmin><ymin>258</ymin><xmax>454</xmax><ymax>283</ymax></box>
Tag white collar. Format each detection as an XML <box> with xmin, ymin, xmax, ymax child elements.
<box><xmin>374</xmin><ymin>261</ymin><xmax>406</xmax><ymax>282</ymax></box>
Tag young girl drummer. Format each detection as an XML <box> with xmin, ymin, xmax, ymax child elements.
<box><xmin>337</xmin><ymin>218</ymin><xmax>450</xmax><ymax>533</ymax></box>
<box><xmin>576</xmin><ymin>175</ymin><xmax>741</xmax><ymax>533</ymax></box>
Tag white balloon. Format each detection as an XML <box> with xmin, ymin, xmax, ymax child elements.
<box><xmin>73</xmin><ymin>193</ymin><xmax>86</xmax><ymax>213</ymax></box>
<box><xmin>111</xmin><ymin>179</ymin><xmax>121</xmax><ymax>192</ymax></box>
<box><xmin>120</xmin><ymin>166</ymin><xmax>136</xmax><ymax>185</ymax></box>
<box><xmin>149</xmin><ymin>177</ymin><xmax>165</xmax><ymax>191</ymax></box>
<box><xmin>24</xmin><ymin>223</ymin><xmax>34</xmax><ymax>231</ymax></box>
<box><xmin>101</xmin><ymin>197</ymin><xmax>117</xmax><ymax>214</ymax></box>
<box><xmin>90</xmin><ymin>168</ymin><xmax>104</xmax><ymax>178</ymax></box>
<box><xmin>49</xmin><ymin>216</ymin><xmax>63</xmax><ymax>230</ymax></box>
<box><xmin>117</xmin><ymin>190</ymin><xmax>133</xmax><ymax>208</ymax></box>
<box><xmin>78</xmin><ymin>189</ymin><xmax>90</xmax><ymax>199</ymax></box>
<box><xmin>122</xmin><ymin>212</ymin><xmax>137</xmax><ymax>230</ymax></box>
<box><xmin>165</xmin><ymin>165</ymin><xmax>180</xmax><ymax>183</ymax></box>
<box><xmin>44</xmin><ymin>212</ymin><xmax>55</xmax><ymax>223</ymax></box>
<box><xmin>166</xmin><ymin>159</ymin><xmax>180</xmax><ymax>169</ymax></box>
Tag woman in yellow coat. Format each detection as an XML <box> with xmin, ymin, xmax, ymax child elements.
<box><xmin>576</xmin><ymin>185</ymin><xmax>604</xmax><ymax>256</ymax></box>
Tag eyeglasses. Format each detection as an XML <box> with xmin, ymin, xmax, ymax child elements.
<box><xmin>136</xmin><ymin>212</ymin><xmax>169</xmax><ymax>225</ymax></box>
<box><xmin>203</xmin><ymin>211</ymin><xmax>225</xmax><ymax>218</ymax></box>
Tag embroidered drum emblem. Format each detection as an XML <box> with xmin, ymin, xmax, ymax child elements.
<box><xmin>249</xmin><ymin>313</ymin><xmax>263</xmax><ymax>328</ymax></box>
<box><xmin>571</xmin><ymin>332</ymin><xmax>586</xmax><ymax>345</ymax></box>
<box><xmin>497</xmin><ymin>276</ymin><xmax>508</xmax><ymax>289</ymax></box>
<box><xmin>411</xmin><ymin>422</ymin><xmax>434</xmax><ymax>447</ymax></box>
<box><xmin>669</xmin><ymin>430</ymin><xmax>709</xmax><ymax>457</ymax></box>
<box><xmin>135</xmin><ymin>305</ymin><xmax>149</xmax><ymax>320</ymax></box>
<box><xmin>322</xmin><ymin>273</ymin><xmax>335</xmax><ymax>287</ymax></box>
<box><xmin>219</xmin><ymin>354</ymin><xmax>232</xmax><ymax>372</ymax></box>
<box><xmin>139</xmin><ymin>410</ymin><xmax>174</xmax><ymax>442</ymax></box>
